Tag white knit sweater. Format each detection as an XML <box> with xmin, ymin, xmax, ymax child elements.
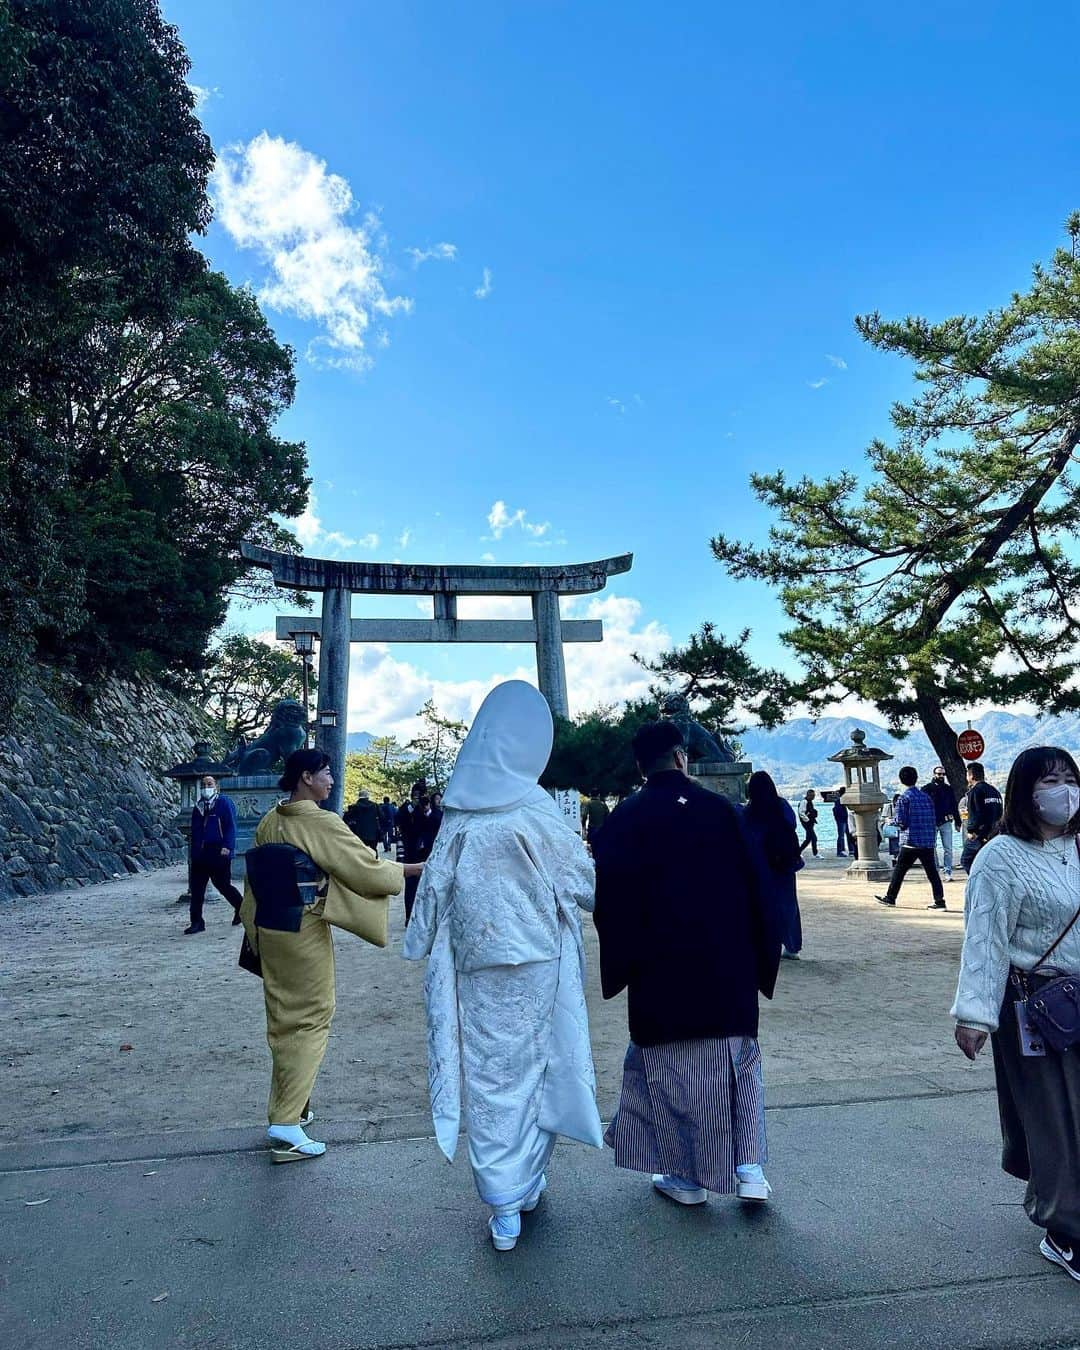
<box><xmin>951</xmin><ymin>832</ymin><xmax>1080</xmax><ymax>1033</ymax></box>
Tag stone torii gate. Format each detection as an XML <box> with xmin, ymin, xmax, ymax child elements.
<box><xmin>241</xmin><ymin>542</ymin><xmax>633</xmax><ymax>814</ymax></box>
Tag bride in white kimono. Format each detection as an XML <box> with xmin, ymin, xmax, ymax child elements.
<box><xmin>403</xmin><ymin>680</ymin><xmax>603</xmax><ymax>1251</ymax></box>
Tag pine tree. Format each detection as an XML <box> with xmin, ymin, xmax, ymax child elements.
<box><xmin>712</xmin><ymin>216</ymin><xmax>1080</xmax><ymax>792</ymax></box>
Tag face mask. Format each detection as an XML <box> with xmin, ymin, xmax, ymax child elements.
<box><xmin>200</xmin><ymin>786</ymin><xmax>217</xmax><ymax>800</ymax></box>
<box><xmin>1033</xmin><ymin>784</ymin><xmax>1080</xmax><ymax>827</ymax></box>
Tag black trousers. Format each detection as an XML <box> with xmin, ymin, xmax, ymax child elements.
<box><xmin>800</xmin><ymin>826</ymin><xmax>818</xmax><ymax>856</ymax></box>
<box><xmin>884</xmin><ymin>845</ymin><xmax>944</xmax><ymax>903</ymax></box>
<box><xmin>190</xmin><ymin>857</ymin><xmax>244</xmax><ymax>924</ymax></box>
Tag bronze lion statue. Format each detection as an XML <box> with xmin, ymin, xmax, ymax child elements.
<box><xmin>224</xmin><ymin>699</ymin><xmax>308</xmax><ymax>775</ymax></box>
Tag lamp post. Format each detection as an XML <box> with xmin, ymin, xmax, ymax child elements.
<box><xmin>289</xmin><ymin>629</ymin><xmax>318</xmax><ymax>747</ymax></box>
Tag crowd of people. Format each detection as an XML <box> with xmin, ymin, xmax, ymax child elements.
<box><xmin>187</xmin><ymin>699</ymin><xmax>1080</xmax><ymax>1283</ymax></box>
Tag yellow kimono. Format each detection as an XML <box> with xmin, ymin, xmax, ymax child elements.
<box><xmin>241</xmin><ymin>800</ymin><xmax>404</xmax><ymax>1124</ymax></box>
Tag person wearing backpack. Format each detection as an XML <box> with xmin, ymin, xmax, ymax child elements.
<box><xmin>797</xmin><ymin>790</ymin><xmax>819</xmax><ymax>857</ymax></box>
<box><xmin>962</xmin><ymin>761</ymin><xmax>1003</xmax><ymax>874</ymax></box>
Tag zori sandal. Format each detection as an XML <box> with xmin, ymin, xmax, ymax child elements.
<box><xmin>269</xmin><ymin>1139</ymin><xmax>326</xmax><ymax>1164</ymax></box>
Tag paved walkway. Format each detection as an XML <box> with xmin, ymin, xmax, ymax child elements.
<box><xmin>3</xmin><ymin>855</ymin><xmax>988</xmax><ymax>1143</ymax></box>
<box><xmin>9</xmin><ymin>854</ymin><xmax>1072</xmax><ymax>1349</ymax></box>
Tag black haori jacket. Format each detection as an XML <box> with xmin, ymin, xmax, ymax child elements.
<box><xmin>593</xmin><ymin>771</ymin><xmax>781</xmax><ymax>1047</ymax></box>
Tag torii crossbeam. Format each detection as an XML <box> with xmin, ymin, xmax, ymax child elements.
<box><xmin>241</xmin><ymin>542</ymin><xmax>633</xmax><ymax>813</ymax></box>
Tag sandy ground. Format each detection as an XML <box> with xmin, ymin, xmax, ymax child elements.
<box><xmin>2</xmin><ymin>852</ymin><xmax>991</xmax><ymax>1144</ymax></box>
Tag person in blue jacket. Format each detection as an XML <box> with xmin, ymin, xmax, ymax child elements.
<box><xmin>740</xmin><ymin>770</ymin><xmax>804</xmax><ymax>959</ymax></box>
<box><xmin>186</xmin><ymin>774</ymin><xmax>244</xmax><ymax>935</ymax></box>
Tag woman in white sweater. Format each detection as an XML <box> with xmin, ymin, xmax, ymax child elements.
<box><xmin>952</xmin><ymin>746</ymin><xmax>1080</xmax><ymax>1281</ymax></box>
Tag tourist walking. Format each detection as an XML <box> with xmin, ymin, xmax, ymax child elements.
<box><xmin>343</xmin><ymin>788</ymin><xmax>380</xmax><ymax>851</ymax></box>
<box><xmin>742</xmin><ymin>770</ymin><xmax>804</xmax><ymax>959</ymax></box>
<box><xmin>798</xmin><ymin>789</ymin><xmax>819</xmax><ymax>856</ymax></box>
<box><xmin>593</xmin><ymin>720</ymin><xmax>781</xmax><ymax>1207</ymax></box>
<box><xmin>240</xmin><ymin>749</ymin><xmax>419</xmax><ymax>1163</ymax></box>
<box><xmin>875</xmin><ymin>766</ymin><xmax>946</xmax><ymax>909</ymax></box>
<box><xmin>832</xmin><ymin>789</ymin><xmax>851</xmax><ymax>857</ymax></box>
<box><xmin>185</xmin><ymin>773</ymin><xmax>244</xmax><ymax>935</ymax></box>
<box><xmin>396</xmin><ymin>781</ymin><xmax>426</xmax><ymax>923</ymax></box>
<box><xmin>952</xmin><ymin>746</ymin><xmax>1080</xmax><ymax>1282</ymax></box>
<box><xmin>880</xmin><ymin>791</ymin><xmax>902</xmax><ymax>862</ymax></box>
<box><xmin>378</xmin><ymin>796</ymin><xmax>397</xmax><ymax>853</ymax></box>
<box><xmin>923</xmin><ymin>766</ymin><xmax>961</xmax><ymax>882</ymax></box>
<box><xmin>404</xmin><ymin>681</ymin><xmax>603</xmax><ymax>1252</ymax></box>
<box><xmin>581</xmin><ymin>790</ymin><xmax>610</xmax><ymax>850</ymax></box>
<box><xmin>961</xmin><ymin>761</ymin><xmax>1003</xmax><ymax>874</ymax></box>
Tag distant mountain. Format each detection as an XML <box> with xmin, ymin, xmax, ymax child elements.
<box><xmin>740</xmin><ymin>712</ymin><xmax>1080</xmax><ymax>793</ymax></box>
<box><xmin>346</xmin><ymin>731</ymin><xmax>376</xmax><ymax>753</ymax></box>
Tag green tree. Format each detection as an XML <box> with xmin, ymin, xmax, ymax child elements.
<box><xmin>0</xmin><ymin>1</ymin><xmax>310</xmax><ymax>722</ymax></box>
<box><xmin>711</xmin><ymin>216</ymin><xmax>1080</xmax><ymax>794</ymax></box>
<box><xmin>192</xmin><ymin>633</ymin><xmax>315</xmax><ymax>748</ymax></box>
<box><xmin>640</xmin><ymin>623</ymin><xmax>793</xmax><ymax>742</ymax></box>
<box><xmin>343</xmin><ymin>736</ymin><xmax>416</xmax><ymax>806</ymax></box>
<box><xmin>0</xmin><ymin>0</ymin><xmax>214</xmax><ymax>717</ymax></box>
<box><xmin>407</xmin><ymin>700</ymin><xmax>468</xmax><ymax>792</ymax></box>
<box><xmin>41</xmin><ymin>268</ymin><xmax>309</xmax><ymax>682</ymax></box>
<box><xmin>542</xmin><ymin>699</ymin><xmax>658</xmax><ymax>798</ymax></box>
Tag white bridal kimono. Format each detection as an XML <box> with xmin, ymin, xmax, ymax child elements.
<box><xmin>403</xmin><ymin>682</ymin><xmax>604</xmax><ymax>1214</ymax></box>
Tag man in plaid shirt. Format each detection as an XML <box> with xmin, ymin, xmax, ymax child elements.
<box><xmin>876</xmin><ymin>765</ymin><xmax>946</xmax><ymax>911</ymax></box>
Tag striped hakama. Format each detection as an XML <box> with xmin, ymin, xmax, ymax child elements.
<box><xmin>604</xmin><ymin>1036</ymin><xmax>766</xmax><ymax>1194</ymax></box>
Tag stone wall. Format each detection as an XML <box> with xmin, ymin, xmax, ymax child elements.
<box><xmin>0</xmin><ymin>669</ymin><xmax>215</xmax><ymax>899</ymax></box>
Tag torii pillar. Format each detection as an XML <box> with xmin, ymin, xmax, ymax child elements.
<box><xmin>241</xmin><ymin>544</ymin><xmax>632</xmax><ymax>815</ymax></box>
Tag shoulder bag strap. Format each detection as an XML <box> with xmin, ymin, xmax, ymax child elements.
<box><xmin>1033</xmin><ymin>835</ymin><xmax>1080</xmax><ymax>970</ymax></box>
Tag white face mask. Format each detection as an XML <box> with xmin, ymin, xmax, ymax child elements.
<box><xmin>200</xmin><ymin>786</ymin><xmax>217</xmax><ymax>800</ymax></box>
<box><xmin>1033</xmin><ymin>783</ymin><xmax>1080</xmax><ymax>827</ymax></box>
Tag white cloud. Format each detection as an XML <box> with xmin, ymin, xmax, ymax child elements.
<box><xmin>480</xmin><ymin>552</ymin><xmax>496</xmax><ymax>562</ymax></box>
<box><xmin>564</xmin><ymin>594</ymin><xmax>670</xmax><ymax>713</ymax></box>
<box><xmin>341</xmin><ymin>591</ymin><xmax>669</xmax><ymax>738</ymax></box>
<box><xmin>406</xmin><ymin>242</ymin><xmax>457</xmax><ymax>266</ymax></box>
<box><xmin>212</xmin><ymin>132</ymin><xmax>411</xmax><ymax>371</ymax></box>
<box><xmin>187</xmin><ymin>83</ymin><xmax>217</xmax><ymax>111</ymax></box>
<box><xmin>474</xmin><ymin>267</ymin><xmax>493</xmax><ymax>299</ymax></box>
<box><xmin>825</xmin><ymin>354</ymin><xmax>848</xmax><ymax>369</ymax></box>
<box><xmin>397</xmin><ymin>528</ymin><xmax>413</xmax><ymax>548</ymax></box>
<box><xmin>806</xmin><ymin>378</ymin><xmax>829</xmax><ymax>390</ymax></box>
<box><xmin>607</xmin><ymin>397</ymin><xmax>626</xmax><ymax>414</ymax></box>
<box><xmin>487</xmin><ymin>500</ymin><xmax>552</xmax><ymax>541</ymax></box>
<box><xmin>289</xmin><ymin>492</ymin><xmax>378</xmax><ymax>555</ymax></box>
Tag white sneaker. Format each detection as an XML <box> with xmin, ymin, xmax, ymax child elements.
<box><xmin>489</xmin><ymin>1212</ymin><xmax>521</xmax><ymax>1251</ymax></box>
<box><xmin>652</xmin><ymin>1173</ymin><xmax>707</xmax><ymax>1205</ymax></box>
<box><xmin>735</xmin><ymin>1164</ymin><xmax>772</xmax><ymax>1201</ymax></box>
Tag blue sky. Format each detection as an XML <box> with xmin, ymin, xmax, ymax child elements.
<box><xmin>168</xmin><ymin>0</ymin><xmax>1080</xmax><ymax>737</ymax></box>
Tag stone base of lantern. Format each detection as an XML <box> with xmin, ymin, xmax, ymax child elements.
<box><xmin>689</xmin><ymin>760</ymin><xmax>752</xmax><ymax>804</ymax></box>
<box><xmin>844</xmin><ymin>808</ymin><xmax>893</xmax><ymax>882</ymax></box>
<box><xmin>844</xmin><ymin>856</ymin><xmax>893</xmax><ymax>882</ymax></box>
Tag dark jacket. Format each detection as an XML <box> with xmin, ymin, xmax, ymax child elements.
<box><xmin>922</xmin><ymin>780</ymin><xmax>960</xmax><ymax>826</ymax></box>
<box><xmin>190</xmin><ymin>794</ymin><xmax>237</xmax><ymax>861</ymax></box>
<box><xmin>740</xmin><ymin>799</ymin><xmax>803</xmax><ymax>955</ymax></box>
<box><xmin>396</xmin><ymin>800</ymin><xmax>424</xmax><ymax>862</ymax></box>
<box><xmin>593</xmin><ymin>771</ymin><xmax>780</xmax><ymax>1047</ymax></box>
<box><xmin>343</xmin><ymin>797</ymin><xmax>380</xmax><ymax>848</ymax></box>
<box><xmin>966</xmin><ymin>781</ymin><xmax>1003</xmax><ymax>840</ymax></box>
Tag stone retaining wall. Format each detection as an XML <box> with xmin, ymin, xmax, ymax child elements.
<box><xmin>0</xmin><ymin>670</ymin><xmax>215</xmax><ymax>899</ymax></box>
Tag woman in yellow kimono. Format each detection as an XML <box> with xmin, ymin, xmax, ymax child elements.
<box><xmin>241</xmin><ymin>749</ymin><xmax>422</xmax><ymax>1162</ymax></box>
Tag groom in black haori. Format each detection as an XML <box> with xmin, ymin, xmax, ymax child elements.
<box><xmin>593</xmin><ymin>719</ymin><xmax>781</xmax><ymax>1205</ymax></box>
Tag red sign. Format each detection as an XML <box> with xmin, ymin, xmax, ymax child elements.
<box><xmin>957</xmin><ymin>729</ymin><xmax>985</xmax><ymax>761</ymax></box>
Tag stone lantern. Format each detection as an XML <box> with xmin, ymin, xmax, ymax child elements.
<box><xmin>164</xmin><ymin>741</ymin><xmax>234</xmax><ymax>902</ymax></box>
<box><xmin>827</xmin><ymin>729</ymin><xmax>893</xmax><ymax>882</ymax></box>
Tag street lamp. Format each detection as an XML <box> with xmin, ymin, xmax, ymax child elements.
<box><xmin>289</xmin><ymin>629</ymin><xmax>318</xmax><ymax>747</ymax></box>
<box><xmin>318</xmin><ymin>708</ymin><xmax>338</xmax><ymax>729</ymax></box>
